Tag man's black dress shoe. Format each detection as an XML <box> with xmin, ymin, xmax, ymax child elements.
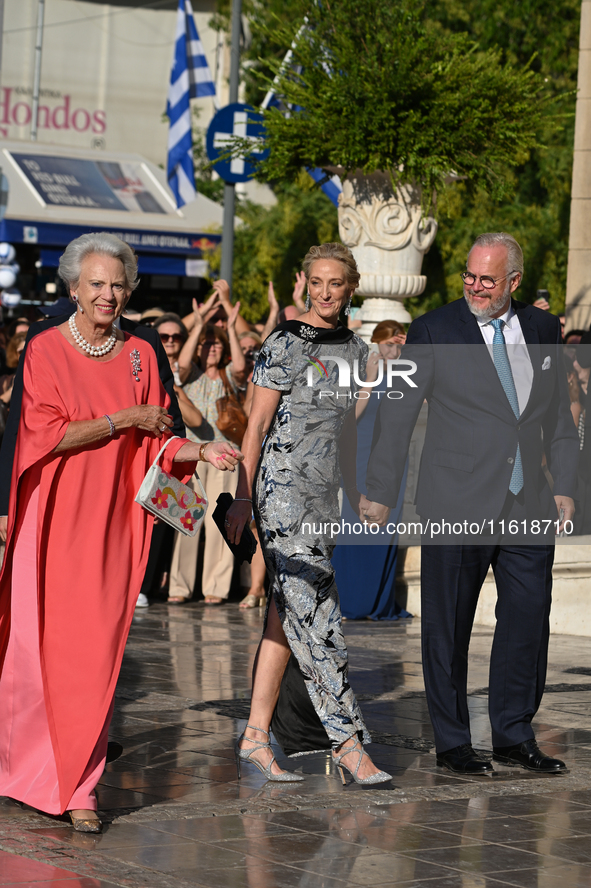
<box><xmin>436</xmin><ymin>744</ymin><xmax>494</xmax><ymax>774</ymax></box>
<box><xmin>493</xmin><ymin>739</ymin><xmax>567</xmax><ymax>773</ymax></box>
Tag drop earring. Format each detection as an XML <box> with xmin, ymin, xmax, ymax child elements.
<box><xmin>305</xmin><ymin>292</ymin><xmax>311</xmax><ymax>311</ymax></box>
<box><xmin>344</xmin><ymin>297</ymin><xmax>352</xmax><ymax>316</ymax></box>
<box><xmin>72</xmin><ymin>294</ymin><xmax>84</xmax><ymax>314</ymax></box>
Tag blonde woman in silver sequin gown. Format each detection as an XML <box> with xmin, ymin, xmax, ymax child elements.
<box><xmin>226</xmin><ymin>244</ymin><xmax>391</xmax><ymax>785</ymax></box>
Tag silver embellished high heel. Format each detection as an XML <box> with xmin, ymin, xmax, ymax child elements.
<box><xmin>333</xmin><ymin>737</ymin><xmax>392</xmax><ymax>785</ymax></box>
<box><xmin>235</xmin><ymin>724</ymin><xmax>305</xmax><ymax>782</ymax></box>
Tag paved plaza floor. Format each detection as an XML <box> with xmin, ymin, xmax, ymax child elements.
<box><xmin>2</xmin><ymin>600</ymin><xmax>591</xmax><ymax>887</ymax></box>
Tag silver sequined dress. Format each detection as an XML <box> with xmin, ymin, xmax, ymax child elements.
<box><xmin>252</xmin><ymin>320</ymin><xmax>370</xmax><ymax>748</ymax></box>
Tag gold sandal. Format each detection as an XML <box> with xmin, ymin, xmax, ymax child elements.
<box><xmin>68</xmin><ymin>811</ymin><xmax>102</xmax><ymax>833</ymax></box>
<box><xmin>239</xmin><ymin>594</ymin><xmax>266</xmax><ymax>609</ymax></box>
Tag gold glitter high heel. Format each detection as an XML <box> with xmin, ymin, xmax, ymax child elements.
<box><xmin>239</xmin><ymin>594</ymin><xmax>266</xmax><ymax>609</ymax></box>
<box><xmin>68</xmin><ymin>810</ymin><xmax>102</xmax><ymax>833</ymax></box>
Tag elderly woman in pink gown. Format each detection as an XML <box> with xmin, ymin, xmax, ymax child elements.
<box><xmin>0</xmin><ymin>233</ymin><xmax>241</xmax><ymax>832</ymax></box>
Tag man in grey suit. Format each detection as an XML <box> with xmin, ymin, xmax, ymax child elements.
<box><xmin>361</xmin><ymin>232</ymin><xmax>578</xmax><ymax>774</ymax></box>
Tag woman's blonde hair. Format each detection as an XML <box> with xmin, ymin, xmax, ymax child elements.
<box><xmin>302</xmin><ymin>243</ymin><xmax>360</xmax><ymax>290</ymax></box>
<box><xmin>238</xmin><ymin>330</ymin><xmax>263</xmax><ymax>346</ymax></box>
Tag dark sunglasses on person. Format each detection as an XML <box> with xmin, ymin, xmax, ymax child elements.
<box><xmin>159</xmin><ymin>333</ymin><xmax>183</xmax><ymax>344</ymax></box>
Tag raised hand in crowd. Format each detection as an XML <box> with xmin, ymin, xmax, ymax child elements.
<box><xmin>260</xmin><ymin>281</ymin><xmax>280</xmax><ymax>342</ymax></box>
<box><xmin>183</xmin><ymin>288</ymin><xmax>219</xmax><ymax>331</ymax></box>
<box><xmin>212</xmin><ymin>279</ymin><xmax>250</xmax><ymax>335</ymax></box>
<box><xmin>177</xmin><ymin>297</ymin><xmax>207</xmax><ymax>383</ymax></box>
<box><xmin>225</xmin><ymin>300</ymin><xmax>247</xmax><ymax>386</ymax></box>
<box><xmin>292</xmin><ymin>270</ymin><xmax>307</xmax><ymax>313</ymax></box>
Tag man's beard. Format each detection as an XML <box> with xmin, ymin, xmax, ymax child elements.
<box><xmin>464</xmin><ymin>280</ymin><xmax>511</xmax><ymax>320</ymax></box>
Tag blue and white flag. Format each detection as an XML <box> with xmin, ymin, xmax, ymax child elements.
<box><xmin>306</xmin><ymin>166</ymin><xmax>343</xmax><ymax>207</ymax></box>
<box><xmin>167</xmin><ymin>0</ymin><xmax>217</xmax><ymax>208</ymax></box>
<box><xmin>261</xmin><ymin>25</ymin><xmax>343</xmax><ymax>208</ymax></box>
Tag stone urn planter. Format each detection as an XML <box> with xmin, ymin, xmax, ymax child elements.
<box><xmin>338</xmin><ymin>171</ymin><xmax>437</xmax><ymax>338</ymax></box>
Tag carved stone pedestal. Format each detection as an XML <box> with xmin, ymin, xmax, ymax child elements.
<box><xmin>338</xmin><ymin>172</ymin><xmax>437</xmax><ymax>339</ymax></box>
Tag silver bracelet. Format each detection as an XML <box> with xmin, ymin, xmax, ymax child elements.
<box><xmin>235</xmin><ymin>497</ymin><xmax>252</xmax><ymax>502</ymax></box>
<box><xmin>104</xmin><ymin>414</ymin><xmax>115</xmax><ymax>437</ymax></box>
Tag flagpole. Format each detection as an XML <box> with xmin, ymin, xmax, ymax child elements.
<box><xmin>260</xmin><ymin>18</ymin><xmax>308</xmax><ymax>111</ymax></box>
<box><xmin>220</xmin><ymin>0</ymin><xmax>241</xmax><ymax>290</ymax></box>
<box><xmin>30</xmin><ymin>0</ymin><xmax>45</xmax><ymax>141</ymax></box>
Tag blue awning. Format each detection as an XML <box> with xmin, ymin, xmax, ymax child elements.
<box><xmin>2</xmin><ymin>218</ymin><xmax>220</xmax><ymax>257</ymax></box>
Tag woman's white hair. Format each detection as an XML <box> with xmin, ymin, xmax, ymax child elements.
<box><xmin>58</xmin><ymin>232</ymin><xmax>139</xmax><ymax>293</ymax></box>
<box><xmin>468</xmin><ymin>232</ymin><xmax>524</xmax><ymax>277</ymax></box>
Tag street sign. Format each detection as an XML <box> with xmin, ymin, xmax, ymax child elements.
<box><xmin>206</xmin><ymin>102</ymin><xmax>268</xmax><ymax>184</ymax></box>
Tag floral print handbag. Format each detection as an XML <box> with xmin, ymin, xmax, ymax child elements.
<box><xmin>135</xmin><ymin>436</ymin><xmax>207</xmax><ymax>536</ymax></box>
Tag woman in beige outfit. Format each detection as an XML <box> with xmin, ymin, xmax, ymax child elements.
<box><xmin>168</xmin><ymin>282</ymin><xmax>246</xmax><ymax>604</ymax></box>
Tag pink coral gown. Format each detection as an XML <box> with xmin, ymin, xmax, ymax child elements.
<box><xmin>0</xmin><ymin>327</ymin><xmax>193</xmax><ymax>814</ymax></box>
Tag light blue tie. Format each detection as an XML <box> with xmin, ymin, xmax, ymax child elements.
<box><xmin>490</xmin><ymin>318</ymin><xmax>524</xmax><ymax>495</ymax></box>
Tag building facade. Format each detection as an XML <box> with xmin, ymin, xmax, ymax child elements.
<box><xmin>2</xmin><ymin>0</ymin><xmax>221</xmax><ymax>166</ymax></box>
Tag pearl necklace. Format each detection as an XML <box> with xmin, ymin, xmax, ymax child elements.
<box><xmin>68</xmin><ymin>313</ymin><xmax>117</xmax><ymax>357</ymax></box>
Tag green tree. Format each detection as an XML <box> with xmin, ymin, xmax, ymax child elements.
<box><xmin>415</xmin><ymin>0</ymin><xmax>581</xmax><ymax>316</ymax></box>
<box><xmin>232</xmin><ymin>0</ymin><xmax>553</xmax><ymax>206</ymax></box>
<box><xmin>212</xmin><ymin>0</ymin><xmax>579</xmax><ymax>319</ymax></box>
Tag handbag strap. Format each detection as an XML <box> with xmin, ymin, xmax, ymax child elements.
<box><xmin>219</xmin><ymin>365</ymin><xmax>243</xmax><ymax>406</ymax></box>
<box><xmin>149</xmin><ymin>435</ymin><xmax>181</xmax><ymax>471</ymax></box>
<box><xmin>219</xmin><ymin>366</ymin><xmax>232</xmax><ymax>398</ymax></box>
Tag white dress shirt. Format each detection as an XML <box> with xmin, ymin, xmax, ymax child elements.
<box><xmin>477</xmin><ymin>304</ymin><xmax>533</xmax><ymax>415</ymax></box>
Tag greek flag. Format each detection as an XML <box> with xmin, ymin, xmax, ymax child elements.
<box><xmin>306</xmin><ymin>166</ymin><xmax>343</xmax><ymax>208</ymax></box>
<box><xmin>167</xmin><ymin>0</ymin><xmax>216</xmax><ymax>208</ymax></box>
<box><xmin>261</xmin><ymin>25</ymin><xmax>342</xmax><ymax>208</ymax></box>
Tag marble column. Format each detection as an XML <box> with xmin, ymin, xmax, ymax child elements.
<box><xmin>566</xmin><ymin>0</ymin><xmax>591</xmax><ymax>330</ymax></box>
<box><xmin>338</xmin><ymin>171</ymin><xmax>437</xmax><ymax>341</ymax></box>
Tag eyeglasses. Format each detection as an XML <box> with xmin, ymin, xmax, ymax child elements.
<box><xmin>159</xmin><ymin>333</ymin><xmax>183</xmax><ymax>344</ymax></box>
<box><xmin>461</xmin><ymin>271</ymin><xmax>517</xmax><ymax>290</ymax></box>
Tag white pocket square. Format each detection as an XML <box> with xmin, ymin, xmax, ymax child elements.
<box><xmin>542</xmin><ymin>356</ymin><xmax>551</xmax><ymax>370</ymax></box>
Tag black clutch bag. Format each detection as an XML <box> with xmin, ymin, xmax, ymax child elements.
<box><xmin>212</xmin><ymin>492</ymin><xmax>258</xmax><ymax>564</ymax></box>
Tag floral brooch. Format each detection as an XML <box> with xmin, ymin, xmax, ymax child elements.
<box><xmin>130</xmin><ymin>348</ymin><xmax>142</xmax><ymax>382</ymax></box>
<box><xmin>299</xmin><ymin>326</ymin><xmax>319</xmax><ymax>341</ymax></box>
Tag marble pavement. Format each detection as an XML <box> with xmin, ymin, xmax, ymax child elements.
<box><xmin>2</xmin><ymin>601</ymin><xmax>591</xmax><ymax>887</ymax></box>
